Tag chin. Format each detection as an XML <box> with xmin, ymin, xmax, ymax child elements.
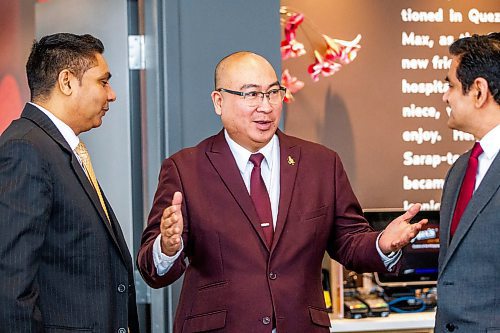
<box><xmin>93</xmin><ymin>119</ymin><xmax>104</xmax><ymax>129</ymax></box>
<box><xmin>446</xmin><ymin>116</ymin><xmax>455</xmax><ymax>129</ymax></box>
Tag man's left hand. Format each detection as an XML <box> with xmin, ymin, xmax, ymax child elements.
<box><xmin>378</xmin><ymin>203</ymin><xmax>428</xmax><ymax>254</ymax></box>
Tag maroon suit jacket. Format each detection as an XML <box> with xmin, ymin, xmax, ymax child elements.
<box><xmin>137</xmin><ymin>130</ymin><xmax>386</xmax><ymax>332</ymax></box>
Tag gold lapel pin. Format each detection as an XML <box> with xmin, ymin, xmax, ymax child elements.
<box><xmin>287</xmin><ymin>156</ymin><xmax>295</xmax><ymax>165</ymax></box>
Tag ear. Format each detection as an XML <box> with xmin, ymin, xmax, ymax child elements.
<box><xmin>473</xmin><ymin>77</ymin><xmax>489</xmax><ymax>108</ymax></box>
<box><xmin>57</xmin><ymin>69</ymin><xmax>74</xmax><ymax>96</ymax></box>
<box><xmin>211</xmin><ymin>90</ymin><xmax>223</xmax><ymax>116</ymax></box>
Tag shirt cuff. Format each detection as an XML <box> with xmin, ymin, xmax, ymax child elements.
<box><xmin>152</xmin><ymin>234</ymin><xmax>184</xmax><ymax>276</ymax></box>
<box><xmin>376</xmin><ymin>232</ymin><xmax>402</xmax><ymax>272</ymax></box>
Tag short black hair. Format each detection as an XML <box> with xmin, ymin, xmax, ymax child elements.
<box><xmin>26</xmin><ymin>33</ymin><xmax>105</xmax><ymax>101</ymax></box>
<box><xmin>449</xmin><ymin>32</ymin><xmax>500</xmax><ymax>104</ymax></box>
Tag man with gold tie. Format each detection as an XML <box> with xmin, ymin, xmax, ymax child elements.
<box><xmin>0</xmin><ymin>33</ymin><xmax>139</xmax><ymax>332</ymax></box>
<box><xmin>435</xmin><ymin>32</ymin><xmax>500</xmax><ymax>333</ymax></box>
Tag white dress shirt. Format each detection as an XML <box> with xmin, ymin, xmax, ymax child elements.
<box><xmin>29</xmin><ymin>102</ymin><xmax>80</xmax><ymax>151</ymax></box>
<box><xmin>29</xmin><ymin>102</ymin><xmax>89</xmax><ymax>174</ymax></box>
<box><xmin>476</xmin><ymin>124</ymin><xmax>500</xmax><ymax>191</ymax></box>
<box><xmin>224</xmin><ymin>130</ymin><xmax>280</xmax><ymax>227</ymax></box>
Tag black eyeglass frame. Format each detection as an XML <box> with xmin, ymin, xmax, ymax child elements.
<box><xmin>216</xmin><ymin>86</ymin><xmax>287</xmax><ymax>103</ymax></box>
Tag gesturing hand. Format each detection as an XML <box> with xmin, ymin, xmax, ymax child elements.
<box><xmin>378</xmin><ymin>203</ymin><xmax>428</xmax><ymax>254</ymax></box>
<box><xmin>160</xmin><ymin>191</ymin><xmax>183</xmax><ymax>256</ymax></box>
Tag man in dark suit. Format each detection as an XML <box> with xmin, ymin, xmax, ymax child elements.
<box><xmin>0</xmin><ymin>33</ymin><xmax>139</xmax><ymax>332</ymax></box>
<box><xmin>137</xmin><ymin>51</ymin><xmax>426</xmax><ymax>332</ymax></box>
<box><xmin>436</xmin><ymin>33</ymin><xmax>500</xmax><ymax>333</ymax></box>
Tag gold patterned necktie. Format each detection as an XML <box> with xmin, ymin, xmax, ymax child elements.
<box><xmin>74</xmin><ymin>141</ymin><xmax>110</xmax><ymax>222</ymax></box>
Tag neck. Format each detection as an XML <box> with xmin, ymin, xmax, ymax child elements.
<box><xmin>33</xmin><ymin>98</ymin><xmax>81</xmax><ymax>135</ymax></box>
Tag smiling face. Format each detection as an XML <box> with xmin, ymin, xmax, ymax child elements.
<box><xmin>443</xmin><ymin>57</ymin><xmax>477</xmax><ymax>134</ymax></box>
<box><xmin>211</xmin><ymin>53</ymin><xmax>282</xmax><ymax>152</ymax></box>
<box><xmin>69</xmin><ymin>53</ymin><xmax>116</xmax><ymax>134</ymax></box>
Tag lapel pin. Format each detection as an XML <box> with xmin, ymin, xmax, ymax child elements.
<box><xmin>287</xmin><ymin>155</ymin><xmax>295</xmax><ymax>165</ymax></box>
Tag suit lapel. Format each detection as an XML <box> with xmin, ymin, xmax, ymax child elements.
<box><xmin>70</xmin><ymin>155</ymin><xmax>122</xmax><ymax>247</ymax></box>
<box><xmin>206</xmin><ymin>131</ymin><xmax>271</xmax><ymax>249</ymax></box>
<box><xmin>272</xmin><ymin>131</ymin><xmax>300</xmax><ymax>251</ymax></box>
<box><xmin>21</xmin><ymin>104</ymin><xmax>73</xmax><ymax>155</ymax></box>
<box><xmin>440</xmin><ymin>151</ymin><xmax>500</xmax><ymax>273</ymax></box>
<box><xmin>103</xmin><ymin>194</ymin><xmax>134</xmax><ymax>270</ymax></box>
<box><xmin>439</xmin><ymin>153</ymin><xmax>468</xmax><ymax>255</ymax></box>
<box><xmin>21</xmin><ymin>104</ymin><xmax>127</xmax><ymax>264</ymax></box>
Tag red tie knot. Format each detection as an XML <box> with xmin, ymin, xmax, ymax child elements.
<box><xmin>249</xmin><ymin>153</ymin><xmax>265</xmax><ymax>168</ymax></box>
<box><xmin>470</xmin><ymin>142</ymin><xmax>483</xmax><ymax>159</ymax></box>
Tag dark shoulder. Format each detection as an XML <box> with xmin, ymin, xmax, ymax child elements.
<box><xmin>166</xmin><ymin>134</ymin><xmax>219</xmax><ymax>163</ymax></box>
<box><xmin>0</xmin><ymin>117</ymin><xmax>39</xmax><ymax>146</ymax></box>
<box><xmin>0</xmin><ymin>120</ymin><xmax>51</xmax><ymax>173</ymax></box>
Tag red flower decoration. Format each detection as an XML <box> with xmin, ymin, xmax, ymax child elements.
<box><xmin>284</xmin><ymin>13</ymin><xmax>305</xmax><ymax>41</ymax></box>
<box><xmin>279</xmin><ymin>6</ymin><xmax>362</xmax><ymax>101</ymax></box>
<box><xmin>281</xmin><ymin>39</ymin><xmax>306</xmax><ymax>60</ymax></box>
<box><xmin>307</xmin><ymin>50</ymin><xmax>341</xmax><ymax>82</ymax></box>
<box><xmin>323</xmin><ymin>34</ymin><xmax>362</xmax><ymax>64</ymax></box>
<box><xmin>281</xmin><ymin>69</ymin><xmax>304</xmax><ymax>103</ymax></box>
<box><xmin>280</xmin><ymin>12</ymin><xmax>307</xmax><ymax>60</ymax></box>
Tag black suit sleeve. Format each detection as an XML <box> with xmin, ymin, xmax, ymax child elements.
<box><xmin>0</xmin><ymin>139</ymin><xmax>53</xmax><ymax>331</ymax></box>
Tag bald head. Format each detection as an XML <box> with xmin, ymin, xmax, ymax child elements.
<box><xmin>214</xmin><ymin>51</ymin><xmax>277</xmax><ymax>90</ymax></box>
<box><xmin>210</xmin><ymin>51</ymin><xmax>282</xmax><ymax>152</ymax></box>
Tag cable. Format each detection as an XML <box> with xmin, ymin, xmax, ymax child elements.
<box><xmin>387</xmin><ymin>296</ymin><xmax>426</xmax><ymax>313</ymax></box>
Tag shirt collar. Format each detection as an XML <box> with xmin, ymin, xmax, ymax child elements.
<box><xmin>29</xmin><ymin>102</ymin><xmax>80</xmax><ymax>150</ymax></box>
<box><xmin>224</xmin><ymin>129</ymin><xmax>277</xmax><ymax>173</ymax></box>
<box><xmin>479</xmin><ymin>124</ymin><xmax>500</xmax><ymax>160</ymax></box>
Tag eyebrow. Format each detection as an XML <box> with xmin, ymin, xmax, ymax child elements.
<box><xmin>100</xmin><ymin>72</ymin><xmax>112</xmax><ymax>80</ymax></box>
<box><xmin>267</xmin><ymin>81</ymin><xmax>280</xmax><ymax>89</ymax></box>
<box><xmin>239</xmin><ymin>80</ymin><xmax>280</xmax><ymax>91</ymax></box>
<box><xmin>240</xmin><ymin>83</ymin><xmax>259</xmax><ymax>90</ymax></box>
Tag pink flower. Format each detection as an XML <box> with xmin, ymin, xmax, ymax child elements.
<box><xmin>281</xmin><ymin>69</ymin><xmax>304</xmax><ymax>103</ymax></box>
<box><xmin>284</xmin><ymin>13</ymin><xmax>305</xmax><ymax>41</ymax></box>
<box><xmin>281</xmin><ymin>39</ymin><xmax>306</xmax><ymax>60</ymax></box>
<box><xmin>323</xmin><ymin>34</ymin><xmax>362</xmax><ymax>64</ymax></box>
<box><xmin>279</xmin><ymin>6</ymin><xmax>363</xmax><ymax>98</ymax></box>
<box><xmin>307</xmin><ymin>50</ymin><xmax>341</xmax><ymax>82</ymax></box>
<box><xmin>280</xmin><ymin>12</ymin><xmax>306</xmax><ymax>60</ymax></box>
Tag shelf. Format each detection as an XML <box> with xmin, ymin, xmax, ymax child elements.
<box><xmin>330</xmin><ymin>311</ymin><xmax>435</xmax><ymax>332</ymax></box>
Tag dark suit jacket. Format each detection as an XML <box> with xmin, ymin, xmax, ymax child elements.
<box><xmin>0</xmin><ymin>103</ymin><xmax>139</xmax><ymax>333</ymax></box>
<box><xmin>138</xmin><ymin>130</ymin><xmax>387</xmax><ymax>333</ymax></box>
<box><xmin>435</xmin><ymin>147</ymin><xmax>500</xmax><ymax>333</ymax></box>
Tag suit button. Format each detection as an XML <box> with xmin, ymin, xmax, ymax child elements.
<box><xmin>117</xmin><ymin>284</ymin><xmax>126</xmax><ymax>293</ymax></box>
<box><xmin>446</xmin><ymin>323</ymin><xmax>456</xmax><ymax>332</ymax></box>
<box><xmin>117</xmin><ymin>328</ymin><xmax>127</xmax><ymax>333</ymax></box>
<box><xmin>269</xmin><ymin>272</ymin><xmax>277</xmax><ymax>280</ymax></box>
<box><xmin>262</xmin><ymin>316</ymin><xmax>271</xmax><ymax>325</ymax></box>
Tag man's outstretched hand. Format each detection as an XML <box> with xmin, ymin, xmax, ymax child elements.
<box><xmin>160</xmin><ymin>191</ymin><xmax>183</xmax><ymax>256</ymax></box>
<box><xmin>378</xmin><ymin>203</ymin><xmax>428</xmax><ymax>254</ymax></box>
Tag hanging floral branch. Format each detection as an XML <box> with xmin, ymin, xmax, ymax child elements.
<box><xmin>281</xmin><ymin>69</ymin><xmax>305</xmax><ymax>103</ymax></box>
<box><xmin>281</xmin><ymin>12</ymin><xmax>306</xmax><ymax>60</ymax></box>
<box><xmin>280</xmin><ymin>6</ymin><xmax>362</xmax><ymax>102</ymax></box>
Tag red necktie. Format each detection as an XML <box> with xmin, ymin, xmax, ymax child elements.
<box><xmin>450</xmin><ymin>142</ymin><xmax>483</xmax><ymax>238</ymax></box>
<box><xmin>249</xmin><ymin>153</ymin><xmax>274</xmax><ymax>247</ymax></box>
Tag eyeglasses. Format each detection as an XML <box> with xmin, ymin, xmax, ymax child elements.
<box><xmin>217</xmin><ymin>86</ymin><xmax>286</xmax><ymax>106</ymax></box>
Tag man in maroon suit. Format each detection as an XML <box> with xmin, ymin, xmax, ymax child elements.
<box><xmin>137</xmin><ymin>51</ymin><xmax>427</xmax><ymax>332</ymax></box>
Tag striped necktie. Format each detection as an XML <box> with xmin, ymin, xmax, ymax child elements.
<box><xmin>75</xmin><ymin>141</ymin><xmax>110</xmax><ymax>222</ymax></box>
